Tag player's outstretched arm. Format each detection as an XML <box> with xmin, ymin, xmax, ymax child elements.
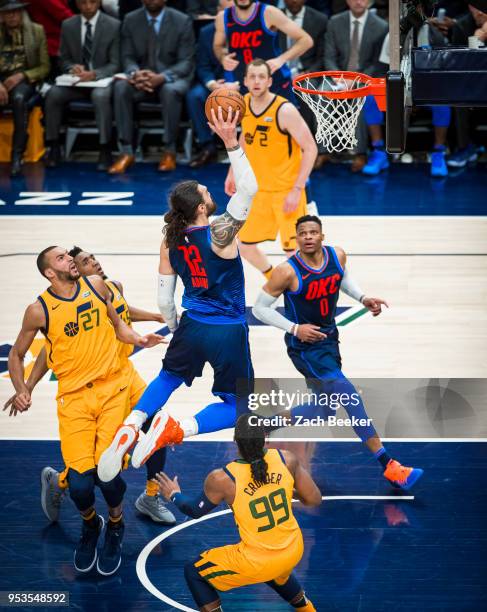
<box><xmin>336</xmin><ymin>246</ymin><xmax>389</xmax><ymax>317</ymax></box>
<box><xmin>209</xmin><ymin>107</ymin><xmax>258</xmax><ymax>249</ymax></box>
<box><xmin>88</xmin><ymin>276</ymin><xmax>166</xmax><ymax>348</ymax></box>
<box><xmin>282</xmin><ymin>449</ymin><xmax>322</xmax><ymax>507</ymax></box>
<box><xmin>157</xmin><ymin>242</ymin><xmax>178</xmax><ymax>333</ymax></box>
<box><xmin>264</xmin><ymin>5</ymin><xmax>313</xmax><ymax>73</ymax></box>
<box><xmin>155</xmin><ymin>469</ymin><xmax>229</xmax><ymax>519</ymax></box>
<box><xmin>6</xmin><ymin>302</ymin><xmax>45</xmax><ymax>415</ymax></box>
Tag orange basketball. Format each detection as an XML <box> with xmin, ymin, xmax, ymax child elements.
<box><xmin>205</xmin><ymin>88</ymin><xmax>246</xmax><ymax>125</ymax></box>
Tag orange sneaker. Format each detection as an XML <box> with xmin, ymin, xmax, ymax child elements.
<box><xmin>97</xmin><ymin>424</ymin><xmax>139</xmax><ymax>483</ymax></box>
<box><xmin>131</xmin><ymin>412</ymin><xmax>184</xmax><ymax>469</ymax></box>
<box><xmin>383</xmin><ymin>459</ymin><xmax>423</xmax><ymax>490</ymax></box>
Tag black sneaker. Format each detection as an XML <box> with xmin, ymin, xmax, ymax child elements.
<box><xmin>74</xmin><ymin>515</ymin><xmax>104</xmax><ymax>572</ymax></box>
<box><xmin>45</xmin><ymin>144</ymin><xmax>61</xmax><ymax>168</ymax></box>
<box><xmin>97</xmin><ymin>520</ymin><xmax>124</xmax><ymax>576</ymax></box>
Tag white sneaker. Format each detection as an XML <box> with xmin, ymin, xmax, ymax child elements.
<box><xmin>135</xmin><ymin>492</ymin><xmax>176</xmax><ymax>524</ymax></box>
<box><xmin>97</xmin><ymin>424</ymin><xmax>139</xmax><ymax>483</ymax></box>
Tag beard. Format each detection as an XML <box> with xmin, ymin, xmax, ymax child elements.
<box><xmin>55</xmin><ymin>269</ymin><xmax>80</xmax><ymax>282</ymax></box>
<box><xmin>234</xmin><ymin>0</ymin><xmax>254</xmax><ymax>8</ymax></box>
<box><xmin>206</xmin><ymin>197</ymin><xmax>217</xmax><ymax>216</ymax></box>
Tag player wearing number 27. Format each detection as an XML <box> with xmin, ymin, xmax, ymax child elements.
<box><xmin>7</xmin><ymin>248</ymin><xmax>163</xmax><ymax>575</ymax></box>
<box><xmin>156</xmin><ymin>414</ymin><xmax>321</xmax><ymax>612</ymax></box>
<box><xmin>97</xmin><ymin>106</ymin><xmax>258</xmax><ymax>483</ymax></box>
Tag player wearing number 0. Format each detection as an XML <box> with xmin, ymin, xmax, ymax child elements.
<box><xmin>252</xmin><ymin>216</ymin><xmax>424</xmax><ymax>490</ymax></box>
<box><xmin>6</xmin><ymin>247</ymin><xmax>164</xmax><ymax>575</ymax></box>
<box><xmin>214</xmin><ymin>0</ymin><xmax>312</xmax><ymax>102</ymax></box>
<box><xmin>97</xmin><ymin>106</ymin><xmax>258</xmax><ymax>483</ymax></box>
<box><xmin>156</xmin><ymin>413</ymin><xmax>320</xmax><ymax>612</ymax></box>
<box><xmin>225</xmin><ymin>59</ymin><xmax>317</xmax><ymax>280</ymax></box>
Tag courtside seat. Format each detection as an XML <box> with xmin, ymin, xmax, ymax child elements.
<box><xmin>64</xmin><ymin>99</ymin><xmax>100</xmax><ymax>160</ymax></box>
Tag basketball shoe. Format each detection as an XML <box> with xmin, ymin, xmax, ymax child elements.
<box><xmin>131</xmin><ymin>412</ymin><xmax>184</xmax><ymax>469</ymax></box>
<box><xmin>383</xmin><ymin>459</ymin><xmax>423</xmax><ymax>490</ymax></box>
<box><xmin>97</xmin><ymin>424</ymin><xmax>139</xmax><ymax>483</ymax></box>
<box><xmin>41</xmin><ymin>466</ymin><xmax>66</xmax><ymax>522</ymax></box>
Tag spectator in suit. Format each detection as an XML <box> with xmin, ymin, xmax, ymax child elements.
<box><xmin>27</xmin><ymin>0</ymin><xmax>74</xmax><ymax>80</ymax></box>
<box><xmin>185</xmin><ymin>0</ymin><xmax>233</xmax><ymax>168</ymax></box>
<box><xmin>119</xmin><ymin>0</ymin><xmax>185</xmax><ymax>20</ymax></box>
<box><xmin>0</xmin><ymin>1</ymin><xmax>49</xmax><ymax>176</ymax></box>
<box><xmin>109</xmin><ymin>0</ymin><xmax>195</xmax><ymax>173</ymax></box>
<box><xmin>280</xmin><ymin>0</ymin><xmax>328</xmax><ymax>168</ymax></box>
<box><xmin>446</xmin><ymin>3</ymin><xmax>487</xmax><ymax>167</ymax></box>
<box><xmin>324</xmin><ymin>0</ymin><xmax>388</xmax><ymax>173</ymax></box>
<box><xmin>44</xmin><ymin>0</ymin><xmax>120</xmax><ymax>171</ymax></box>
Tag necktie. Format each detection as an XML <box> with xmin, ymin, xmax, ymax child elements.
<box><xmin>82</xmin><ymin>22</ymin><xmax>92</xmax><ymax>70</ymax></box>
<box><xmin>147</xmin><ymin>18</ymin><xmax>157</xmax><ymax>71</ymax></box>
<box><xmin>347</xmin><ymin>19</ymin><xmax>360</xmax><ymax>71</ymax></box>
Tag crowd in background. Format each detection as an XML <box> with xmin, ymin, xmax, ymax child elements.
<box><xmin>0</xmin><ymin>0</ymin><xmax>486</xmax><ymax>177</ymax></box>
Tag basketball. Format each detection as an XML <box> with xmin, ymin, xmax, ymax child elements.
<box><xmin>205</xmin><ymin>88</ymin><xmax>246</xmax><ymax>125</ymax></box>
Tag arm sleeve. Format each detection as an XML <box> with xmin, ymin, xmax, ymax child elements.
<box><xmin>225</xmin><ymin>147</ymin><xmax>258</xmax><ymax>220</ymax></box>
<box><xmin>252</xmin><ymin>291</ymin><xmax>295</xmax><ymax>334</ymax></box>
<box><xmin>171</xmin><ymin>491</ymin><xmax>218</xmax><ymax>519</ymax></box>
<box><xmin>157</xmin><ymin>273</ymin><xmax>178</xmax><ymax>332</ymax></box>
<box><xmin>340</xmin><ymin>268</ymin><xmax>365</xmax><ymax>303</ymax></box>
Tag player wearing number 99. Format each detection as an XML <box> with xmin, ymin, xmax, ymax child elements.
<box><xmin>252</xmin><ymin>215</ymin><xmax>423</xmax><ymax>491</ymax></box>
<box><xmin>6</xmin><ymin>247</ymin><xmax>164</xmax><ymax>575</ymax></box>
<box><xmin>97</xmin><ymin>106</ymin><xmax>258</xmax><ymax>484</ymax></box>
<box><xmin>155</xmin><ymin>413</ymin><xmax>321</xmax><ymax>612</ymax></box>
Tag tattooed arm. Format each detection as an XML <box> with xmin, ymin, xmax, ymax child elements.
<box><xmin>210</xmin><ymin>146</ymin><xmax>258</xmax><ymax>256</ymax></box>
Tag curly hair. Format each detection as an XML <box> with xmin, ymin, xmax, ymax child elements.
<box><xmin>163</xmin><ymin>180</ymin><xmax>203</xmax><ymax>249</ymax></box>
<box><xmin>234</xmin><ymin>413</ymin><xmax>268</xmax><ymax>484</ymax></box>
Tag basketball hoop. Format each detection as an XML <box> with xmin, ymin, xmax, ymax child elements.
<box><xmin>293</xmin><ymin>71</ymin><xmax>386</xmax><ymax>152</ymax></box>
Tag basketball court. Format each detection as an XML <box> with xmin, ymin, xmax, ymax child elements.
<box><xmin>1</xmin><ymin>0</ymin><xmax>487</xmax><ymax>607</ymax></box>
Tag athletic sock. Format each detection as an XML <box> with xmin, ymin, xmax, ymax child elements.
<box><xmin>374</xmin><ymin>447</ymin><xmax>392</xmax><ymax>470</ymax></box>
<box><xmin>263</xmin><ymin>266</ymin><xmax>273</xmax><ymax>280</ymax></box>
<box><xmin>125</xmin><ymin>409</ymin><xmax>147</xmax><ymax>429</ymax></box>
<box><xmin>108</xmin><ymin>513</ymin><xmax>123</xmax><ymax>528</ymax></box>
<box><xmin>82</xmin><ymin>508</ymin><xmax>98</xmax><ymax>528</ymax></box>
<box><xmin>146</xmin><ymin>479</ymin><xmax>159</xmax><ymax>497</ymax></box>
<box><xmin>179</xmin><ymin>416</ymin><xmax>198</xmax><ymax>438</ymax></box>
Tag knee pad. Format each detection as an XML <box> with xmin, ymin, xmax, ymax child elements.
<box><xmin>67</xmin><ymin>469</ymin><xmax>96</xmax><ymax>512</ymax></box>
<box><xmin>96</xmin><ymin>473</ymin><xmax>127</xmax><ymax>508</ymax></box>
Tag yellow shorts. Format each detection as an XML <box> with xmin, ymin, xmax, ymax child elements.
<box><xmin>194</xmin><ymin>538</ymin><xmax>303</xmax><ymax>591</ymax></box>
<box><xmin>238</xmin><ymin>189</ymin><xmax>307</xmax><ymax>251</ymax></box>
<box><xmin>57</xmin><ymin>370</ymin><xmax>129</xmax><ymax>475</ymax></box>
<box><xmin>122</xmin><ymin>359</ymin><xmax>147</xmax><ymax>415</ymax></box>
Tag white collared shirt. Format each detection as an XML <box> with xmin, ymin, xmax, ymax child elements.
<box><xmin>284</xmin><ymin>6</ymin><xmax>306</xmax><ymax>74</ymax></box>
<box><xmin>349</xmin><ymin>9</ymin><xmax>368</xmax><ymax>48</ymax></box>
<box><xmin>81</xmin><ymin>10</ymin><xmax>100</xmax><ymax>45</ymax></box>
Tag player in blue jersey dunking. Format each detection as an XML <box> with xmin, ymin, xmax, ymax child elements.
<box><xmin>213</xmin><ymin>0</ymin><xmax>312</xmax><ymax>101</ymax></box>
<box><xmin>252</xmin><ymin>215</ymin><xmax>423</xmax><ymax>491</ymax></box>
<box><xmin>97</xmin><ymin>107</ymin><xmax>258</xmax><ymax>483</ymax></box>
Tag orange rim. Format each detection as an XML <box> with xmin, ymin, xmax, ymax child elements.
<box><xmin>293</xmin><ymin>70</ymin><xmax>386</xmax><ymax>111</ymax></box>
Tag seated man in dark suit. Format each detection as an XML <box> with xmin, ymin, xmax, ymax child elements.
<box><xmin>186</xmin><ymin>0</ymin><xmax>234</xmax><ymax>168</ymax></box>
<box><xmin>324</xmin><ymin>0</ymin><xmax>388</xmax><ymax>174</ymax></box>
<box><xmin>280</xmin><ymin>0</ymin><xmax>328</xmax><ymax>168</ymax></box>
<box><xmin>110</xmin><ymin>0</ymin><xmax>195</xmax><ymax>173</ymax></box>
<box><xmin>44</xmin><ymin>0</ymin><xmax>120</xmax><ymax>170</ymax></box>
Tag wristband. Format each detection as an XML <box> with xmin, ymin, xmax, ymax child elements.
<box><xmin>226</xmin><ymin>144</ymin><xmax>240</xmax><ymax>152</ymax></box>
<box><xmin>293</xmin><ymin>324</ymin><xmax>299</xmax><ymax>337</ymax></box>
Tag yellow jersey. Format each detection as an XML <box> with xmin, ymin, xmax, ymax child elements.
<box><xmin>105</xmin><ymin>280</ymin><xmax>134</xmax><ymax>362</ymax></box>
<box><xmin>38</xmin><ymin>276</ymin><xmax>120</xmax><ymax>395</ymax></box>
<box><xmin>242</xmin><ymin>93</ymin><xmax>302</xmax><ymax>192</ymax></box>
<box><xmin>225</xmin><ymin>448</ymin><xmax>302</xmax><ymax>553</ymax></box>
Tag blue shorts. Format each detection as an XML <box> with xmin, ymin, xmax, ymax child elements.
<box><xmin>287</xmin><ymin>338</ymin><xmax>343</xmax><ymax>386</ymax></box>
<box><xmin>163</xmin><ymin>312</ymin><xmax>254</xmax><ymax>398</ymax></box>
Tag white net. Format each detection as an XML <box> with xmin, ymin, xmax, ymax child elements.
<box><xmin>294</xmin><ymin>73</ymin><xmax>370</xmax><ymax>152</ymax></box>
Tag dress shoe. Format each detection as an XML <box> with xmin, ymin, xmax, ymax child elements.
<box><xmin>158</xmin><ymin>151</ymin><xmax>176</xmax><ymax>172</ymax></box>
<box><xmin>97</xmin><ymin>148</ymin><xmax>113</xmax><ymax>172</ymax></box>
<box><xmin>351</xmin><ymin>154</ymin><xmax>367</xmax><ymax>173</ymax></box>
<box><xmin>108</xmin><ymin>154</ymin><xmax>135</xmax><ymax>175</ymax></box>
<box><xmin>45</xmin><ymin>145</ymin><xmax>61</xmax><ymax>168</ymax></box>
<box><xmin>189</xmin><ymin>148</ymin><xmax>217</xmax><ymax>168</ymax></box>
<box><xmin>10</xmin><ymin>155</ymin><xmax>22</xmax><ymax>177</ymax></box>
<box><xmin>313</xmin><ymin>153</ymin><xmax>330</xmax><ymax>171</ymax></box>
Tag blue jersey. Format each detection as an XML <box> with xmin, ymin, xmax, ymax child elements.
<box><xmin>169</xmin><ymin>226</ymin><xmax>246</xmax><ymax>324</ymax></box>
<box><xmin>284</xmin><ymin>246</ymin><xmax>344</xmax><ymax>349</ymax></box>
<box><xmin>223</xmin><ymin>2</ymin><xmax>294</xmax><ymax>101</ymax></box>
